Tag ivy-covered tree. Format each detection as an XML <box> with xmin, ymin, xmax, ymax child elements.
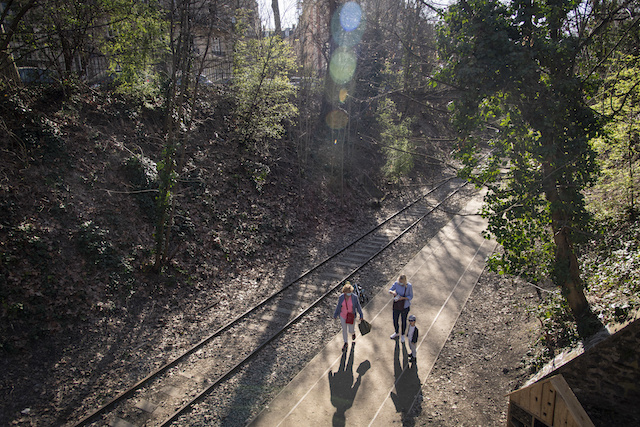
<box><xmin>153</xmin><ymin>0</ymin><xmax>213</xmax><ymax>269</ymax></box>
<box><xmin>437</xmin><ymin>0</ymin><xmax>638</xmax><ymax>336</ymax></box>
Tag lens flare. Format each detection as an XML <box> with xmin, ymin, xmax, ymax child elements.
<box><xmin>325</xmin><ymin>2</ymin><xmax>362</xmax><ymax>132</ymax></box>
<box><xmin>340</xmin><ymin>2</ymin><xmax>362</xmax><ymax>32</ymax></box>
<box><xmin>331</xmin><ymin>3</ymin><xmax>365</xmax><ymax>48</ymax></box>
<box><xmin>339</xmin><ymin>88</ymin><xmax>348</xmax><ymax>103</ymax></box>
<box><xmin>326</xmin><ymin>109</ymin><xmax>349</xmax><ymax>130</ymax></box>
<box><xmin>329</xmin><ymin>49</ymin><xmax>356</xmax><ymax>85</ymax></box>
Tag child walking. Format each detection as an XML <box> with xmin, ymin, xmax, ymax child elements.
<box><xmin>407</xmin><ymin>314</ymin><xmax>419</xmax><ymax>362</ymax></box>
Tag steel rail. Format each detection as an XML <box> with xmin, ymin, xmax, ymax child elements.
<box><xmin>70</xmin><ymin>176</ymin><xmax>463</xmax><ymax>427</ymax></box>
<box><xmin>159</xmin><ymin>181</ymin><xmax>469</xmax><ymax>426</ymax></box>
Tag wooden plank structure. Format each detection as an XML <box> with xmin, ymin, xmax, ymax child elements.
<box><xmin>506</xmin><ymin>374</ymin><xmax>595</xmax><ymax>427</ymax></box>
<box><xmin>505</xmin><ymin>316</ymin><xmax>640</xmax><ymax>426</ymax></box>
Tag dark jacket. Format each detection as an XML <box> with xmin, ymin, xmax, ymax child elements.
<box><xmin>408</xmin><ymin>326</ymin><xmax>419</xmax><ymax>343</ymax></box>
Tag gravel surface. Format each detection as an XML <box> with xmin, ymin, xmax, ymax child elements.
<box><xmin>1</xmin><ymin>181</ymin><xmax>543</xmax><ymax>427</ymax></box>
<box><xmin>174</xmin><ymin>183</ymin><xmax>543</xmax><ymax>427</ymax></box>
<box><xmin>417</xmin><ymin>271</ymin><xmax>540</xmax><ymax>426</ymax></box>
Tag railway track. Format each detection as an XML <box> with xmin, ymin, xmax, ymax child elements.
<box><xmin>70</xmin><ymin>176</ymin><xmax>470</xmax><ymax>427</ymax></box>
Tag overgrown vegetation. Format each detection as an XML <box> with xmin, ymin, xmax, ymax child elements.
<box><xmin>0</xmin><ymin>0</ymin><xmax>639</xmax><ymax>386</ymax></box>
<box><xmin>527</xmin><ymin>290</ymin><xmax>580</xmax><ymax>372</ymax></box>
<box><xmin>232</xmin><ymin>30</ymin><xmax>298</xmax><ymax>153</ymax></box>
<box><xmin>376</xmin><ymin>98</ymin><xmax>415</xmax><ymax>180</ymax></box>
<box><xmin>582</xmin><ymin>220</ymin><xmax>640</xmax><ymax>325</ymax></box>
<box><xmin>526</xmin><ymin>217</ymin><xmax>640</xmax><ymax>371</ymax></box>
<box><xmin>437</xmin><ymin>0</ymin><xmax>639</xmax><ymax>339</ymax></box>
<box><xmin>589</xmin><ymin>54</ymin><xmax>640</xmax><ymax>221</ymax></box>
<box><xmin>100</xmin><ymin>0</ymin><xmax>166</xmax><ymax>97</ymax></box>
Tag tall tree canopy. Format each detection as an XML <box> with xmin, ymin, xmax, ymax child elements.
<box><xmin>437</xmin><ymin>0</ymin><xmax>639</xmax><ymax>336</ymax></box>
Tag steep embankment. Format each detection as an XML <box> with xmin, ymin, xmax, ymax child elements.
<box><xmin>0</xmin><ymin>85</ymin><xmax>452</xmax><ymax>425</ymax></box>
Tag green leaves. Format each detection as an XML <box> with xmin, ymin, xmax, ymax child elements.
<box><xmin>232</xmin><ymin>34</ymin><xmax>298</xmax><ymax>152</ymax></box>
<box><xmin>581</xmin><ymin>220</ymin><xmax>640</xmax><ymax>325</ymax></box>
<box><xmin>99</xmin><ymin>0</ymin><xmax>166</xmax><ymax>97</ymax></box>
<box><xmin>588</xmin><ymin>54</ymin><xmax>640</xmax><ymax>220</ymax></box>
<box><xmin>375</xmin><ymin>98</ymin><xmax>414</xmax><ymax>180</ymax></box>
<box><xmin>437</xmin><ymin>0</ymin><xmax>613</xmax><ymax>324</ymax></box>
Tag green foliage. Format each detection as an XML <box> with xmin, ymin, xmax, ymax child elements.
<box><xmin>376</xmin><ymin>98</ymin><xmax>414</xmax><ymax>180</ymax></box>
<box><xmin>76</xmin><ymin>220</ymin><xmax>130</xmax><ymax>273</ymax></box>
<box><xmin>154</xmin><ymin>144</ymin><xmax>178</xmax><ymax>265</ymax></box>
<box><xmin>527</xmin><ymin>291</ymin><xmax>580</xmax><ymax>371</ymax></box>
<box><xmin>1</xmin><ymin>300</ymin><xmax>24</xmax><ymax>322</ymax></box>
<box><xmin>589</xmin><ymin>54</ymin><xmax>640</xmax><ymax>220</ymax></box>
<box><xmin>3</xmin><ymin>97</ymin><xmax>68</xmax><ymax>167</ymax></box>
<box><xmin>99</xmin><ymin>0</ymin><xmax>166</xmax><ymax>100</ymax></box>
<box><xmin>123</xmin><ymin>155</ymin><xmax>158</xmax><ymax>219</ymax></box>
<box><xmin>437</xmin><ymin>0</ymin><xmax>604</xmax><ymax>303</ymax></box>
<box><xmin>0</xmin><ymin>221</ymin><xmax>54</xmax><ymax>345</ymax></box>
<box><xmin>232</xmin><ymin>32</ymin><xmax>298</xmax><ymax>153</ymax></box>
<box><xmin>581</xmin><ymin>220</ymin><xmax>640</xmax><ymax>324</ymax></box>
<box><xmin>244</xmin><ymin>160</ymin><xmax>270</xmax><ymax>193</ymax></box>
<box><xmin>6</xmin><ymin>0</ymin><xmax>165</xmax><ymax>96</ymax></box>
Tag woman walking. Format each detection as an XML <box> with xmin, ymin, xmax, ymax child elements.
<box><xmin>388</xmin><ymin>275</ymin><xmax>413</xmax><ymax>342</ymax></box>
<box><xmin>333</xmin><ymin>283</ymin><xmax>364</xmax><ymax>351</ymax></box>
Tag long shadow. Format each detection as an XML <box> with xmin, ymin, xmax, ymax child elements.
<box><xmin>218</xmin><ymin>260</ymin><xmax>321</xmax><ymax>426</ymax></box>
<box><xmin>220</xmin><ymin>176</ymin><xmax>461</xmax><ymax>425</ymax></box>
<box><xmin>390</xmin><ymin>340</ymin><xmax>422</xmax><ymax>425</ymax></box>
<box><xmin>328</xmin><ymin>346</ymin><xmax>370</xmax><ymax>427</ymax></box>
<box><xmin>219</xmin><ymin>214</ymin><xmax>387</xmax><ymax>425</ymax></box>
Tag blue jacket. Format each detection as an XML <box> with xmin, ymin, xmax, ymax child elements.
<box><xmin>333</xmin><ymin>294</ymin><xmax>364</xmax><ymax>319</ymax></box>
<box><xmin>389</xmin><ymin>282</ymin><xmax>413</xmax><ymax>309</ymax></box>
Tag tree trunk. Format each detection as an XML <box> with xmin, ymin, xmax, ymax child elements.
<box><xmin>552</xmin><ymin>220</ymin><xmax>589</xmax><ymax>316</ymax></box>
<box><xmin>0</xmin><ymin>0</ymin><xmax>38</xmax><ymax>83</ymax></box>
<box><xmin>0</xmin><ymin>51</ymin><xmax>20</xmax><ymax>83</ymax></box>
<box><xmin>271</xmin><ymin>0</ymin><xmax>281</xmax><ymax>35</ymax></box>
<box><xmin>543</xmin><ymin>162</ymin><xmax>602</xmax><ymax>337</ymax></box>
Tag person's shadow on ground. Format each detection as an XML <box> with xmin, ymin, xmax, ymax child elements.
<box><xmin>328</xmin><ymin>345</ymin><xmax>371</xmax><ymax>426</ymax></box>
<box><xmin>390</xmin><ymin>340</ymin><xmax>422</xmax><ymax>423</ymax></box>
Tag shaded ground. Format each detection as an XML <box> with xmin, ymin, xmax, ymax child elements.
<box><xmin>0</xmin><ymin>86</ymin><xmax>547</xmax><ymax>426</ymax></box>
<box><xmin>416</xmin><ymin>271</ymin><xmax>541</xmax><ymax>426</ymax></box>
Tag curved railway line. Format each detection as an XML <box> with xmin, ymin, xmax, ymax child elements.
<box><xmin>70</xmin><ymin>176</ymin><xmax>474</xmax><ymax>427</ymax></box>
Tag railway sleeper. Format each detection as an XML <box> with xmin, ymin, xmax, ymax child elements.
<box><xmin>355</xmin><ymin>242</ymin><xmax>382</xmax><ymax>251</ymax></box>
<box><xmin>320</xmin><ymin>271</ymin><xmax>348</xmax><ymax>281</ymax></box>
